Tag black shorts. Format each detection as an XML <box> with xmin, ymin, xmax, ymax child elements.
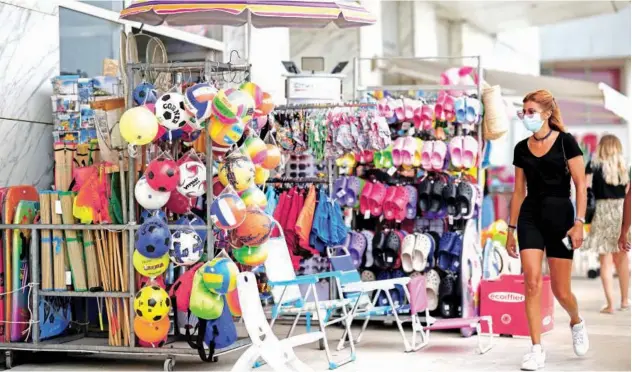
<box><xmin>517</xmin><ymin>196</ymin><xmax>575</xmax><ymax>260</ymax></box>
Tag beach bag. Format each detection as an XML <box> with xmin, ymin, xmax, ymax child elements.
<box><xmin>482</xmin><ymin>84</ymin><xmax>509</xmax><ymax>140</ymax></box>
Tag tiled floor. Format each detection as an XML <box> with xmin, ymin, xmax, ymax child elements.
<box><xmin>6</xmin><ymin>278</ymin><xmax>631</xmax><ymax>371</ymax></box>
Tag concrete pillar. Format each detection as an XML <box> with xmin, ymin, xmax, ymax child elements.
<box><xmin>357</xmin><ymin>0</ymin><xmax>383</xmax><ymax>97</ymax></box>
<box><xmin>397</xmin><ymin>1</ymin><xmax>414</xmax><ymax>57</ymax></box>
<box><xmin>412</xmin><ymin>1</ymin><xmax>438</xmax><ymax>58</ymax></box>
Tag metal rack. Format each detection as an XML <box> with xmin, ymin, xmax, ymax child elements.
<box><xmin>0</xmin><ymin>60</ymin><xmax>252</xmax><ymax>371</ymax></box>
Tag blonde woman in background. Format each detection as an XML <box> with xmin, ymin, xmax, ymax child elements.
<box><xmin>584</xmin><ymin>135</ymin><xmax>630</xmax><ymax>314</ymax></box>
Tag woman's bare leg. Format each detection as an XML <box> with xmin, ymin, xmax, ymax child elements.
<box><xmin>599</xmin><ymin>254</ymin><xmax>615</xmax><ymax>312</ymax></box>
<box><xmin>613</xmin><ymin>251</ymin><xmax>630</xmax><ymax>308</ymax></box>
<box><xmin>521</xmin><ymin>249</ymin><xmax>545</xmax><ymax>345</ymax></box>
<box><xmin>548</xmin><ymin>257</ymin><xmax>581</xmax><ymax>325</ymax></box>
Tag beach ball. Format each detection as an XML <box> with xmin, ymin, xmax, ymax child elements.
<box><xmin>145</xmin><ymin>157</ymin><xmax>180</xmax><ymax>192</ymax></box>
<box><xmin>234</xmin><ymin>209</ymin><xmax>274</xmax><ymax>247</ymax></box>
<box><xmin>242</xmin><ymin>137</ymin><xmax>267</xmax><ymax>165</ymax></box>
<box><xmin>201</xmin><ymin>257</ymin><xmax>239</xmax><ymax>295</ymax></box>
<box><xmin>218</xmin><ymin>153</ymin><xmax>255</xmax><ymax>192</ymax></box>
<box><xmin>133</xmin><ymin>250</ymin><xmax>170</xmax><ymax>277</ymax></box>
<box><xmin>135</xmin><ymin>218</ymin><xmax>171</xmax><ymax>258</ymax></box>
<box><xmin>135</xmin><ymin>176</ymin><xmax>170</xmax><ymax>210</ymax></box>
<box><xmin>210</xmin><ymin>193</ymin><xmax>247</xmax><ymax>230</ymax></box>
<box><xmin>165</xmin><ymin>191</ymin><xmax>194</xmax><ymax>215</ymax></box>
<box><xmin>184</xmin><ymin>83</ymin><xmax>217</xmax><ymax>122</ymax></box>
<box><xmin>212</xmin><ymin>89</ymin><xmax>239</xmax><ymax>124</ymax></box>
<box><xmin>251</xmin><ymin>115</ymin><xmax>268</xmax><ymax>132</ymax></box>
<box><xmin>254</xmin><ymin>166</ymin><xmax>269</xmax><ymax>185</ymax></box>
<box><xmin>134</xmin><ymin>316</ymin><xmax>170</xmax><ymax>344</ymax></box>
<box><xmin>177</xmin><ymin>161</ymin><xmax>206</xmax><ymax>197</ymax></box>
<box><xmin>169</xmin><ymin>229</ymin><xmax>203</xmax><ymax>266</ymax></box>
<box><xmin>156</xmin><ymin>93</ymin><xmax>195</xmax><ymax>130</ymax></box>
<box><xmin>228</xmin><ymin>89</ymin><xmax>255</xmax><ymax>123</ymax></box>
<box><xmin>261</xmin><ymin>144</ymin><xmax>282</xmax><ymax>170</ymax></box>
<box><xmin>209</xmin><ymin>116</ymin><xmax>244</xmax><ymax>147</ymax></box>
<box><xmin>239</xmin><ymin>82</ymin><xmax>263</xmax><ymax>107</ymax></box>
<box><xmin>134</xmin><ymin>285</ymin><xmax>171</xmax><ymax>322</ymax></box>
<box><xmin>225</xmin><ymin>289</ymin><xmax>241</xmax><ymax>317</ymax></box>
<box><xmin>255</xmin><ymin>92</ymin><xmax>275</xmax><ymax>116</ymax></box>
<box><xmin>133</xmin><ymin>82</ymin><xmax>157</xmax><ymax>105</ymax></box>
<box><xmin>119</xmin><ymin>106</ymin><xmax>159</xmax><ymax>146</ymax></box>
<box><xmin>211</xmin><ymin>140</ymin><xmax>231</xmax><ymax>162</ymax></box>
<box><xmin>233</xmin><ymin>245</ymin><xmax>269</xmax><ymax>267</ymax></box>
<box><xmin>240</xmin><ymin>186</ymin><xmax>267</xmax><ymax>209</ymax></box>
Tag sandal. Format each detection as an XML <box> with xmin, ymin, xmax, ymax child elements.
<box><xmin>429</xmin><ymin>177</ymin><xmax>446</xmax><ymax>213</ymax></box>
<box><xmin>361</xmin><ymin>230</ymin><xmax>375</xmax><ymax>268</ymax></box>
<box><xmin>442</xmin><ymin>181</ymin><xmax>460</xmax><ymax>219</ymax></box>
<box><xmin>401</xmin><ymin>234</ymin><xmax>416</xmax><ymax>273</ymax></box>
<box><xmin>456</xmin><ymin>182</ymin><xmax>476</xmax><ymax>219</ymax></box>
<box><xmin>426</xmin><ymin>269</ymin><xmax>441</xmax><ymax>311</ymax></box>
<box><xmin>359</xmin><ymin>181</ymin><xmax>374</xmax><ymax>216</ymax></box>
<box><xmin>405</xmin><ymin>185</ymin><xmax>418</xmax><ymax>220</ymax></box>
<box><xmin>368</xmin><ymin>182</ymin><xmax>388</xmax><ymax>217</ymax></box>
<box><xmin>417</xmin><ymin>177</ymin><xmax>432</xmax><ymax>212</ymax></box>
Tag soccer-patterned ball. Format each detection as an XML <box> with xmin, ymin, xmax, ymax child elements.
<box><xmin>135</xmin><ymin>217</ymin><xmax>171</xmax><ymax>259</ymax></box>
<box><xmin>169</xmin><ymin>229</ymin><xmax>203</xmax><ymax>266</ymax></box>
<box><xmin>134</xmin><ymin>285</ymin><xmax>171</xmax><ymax>322</ymax></box>
<box><xmin>176</xmin><ymin>161</ymin><xmax>207</xmax><ymax>197</ymax></box>
<box><xmin>145</xmin><ymin>157</ymin><xmax>180</xmax><ymax>192</ymax></box>
<box><xmin>134</xmin><ymin>176</ymin><xmax>170</xmax><ymax>210</ymax></box>
<box><xmin>156</xmin><ymin>93</ymin><xmax>195</xmax><ymax>130</ymax></box>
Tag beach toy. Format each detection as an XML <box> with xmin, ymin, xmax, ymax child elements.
<box><xmin>261</xmin><ymin>144</ymin><xmax>281</xmax><ymax>170</ymax></box>
<box><xmin>169</xmin><ymin>229</ymin><xmax>204</xmax><ymax>266</ymax></box>
<box><xmin>201</xmin><ymin>257</ymin><xmax>239</xmax><ymax>295</ymax></box>
<box><xmin>210</xmin><ymin>193</ymin><xmax>247</xmax><ymax>230</ymax></box>
<box><xmin>134</xmin><ymin>316</ymin><xmax>170</xmax><ymax>344</ymax></box>
<box><xmin>240</xmin><ymin>186</ymin><xmax>267</xmax><ymax>209</ymax></box>
<box><xmin>239</xmin><ymin>82</ymin><xmax>263</xmax><ymax>107</ymax></box>
<box><xmin>218</xmin><ymin>153</ymin><xmax>255</xmax><ymax>192</ymax></box>
<box><xmin>135</xmin><ymin>218</ymin><xmax>171</xmax><ymax>259</ymax></box>
<box><xmin>228</xmin><ymin>89</ymin><xmax>255</xmax><ymax>124</ymax></box>
<box><xmin>242</xmin><ymin>137</ymin><xmax>268</xmax><ymax>165</ymax></box>
<box><xmin>184</xmin><ymin>83</ymin><xmax>217</xmax><ymax>122</ymax></box>
<box><xmin>156</xmin><ymin>93</ymin><xmax>194</xmax><ymax>130</ymax></box>
<box><xmin>254</xmin><ymin>166</ymin><xmax>270</xmax><ymax>185</ymax></box>
<box><xmin>133</xmin><ymin>250</ymin><xmax>169</xmax><ymax>277</ymax></box>
<box><xmin>255</xmin><ymin>92</ymin><xmax>275</xmax><ymax>116</ymax></box>
<box><xmin>211</xmin><ymin>89</ymin><xmax>239</xmax><ymax>124</ymax></box>
<box><xmin>225</xmin><ymin>289</ymin><xmax>241</xmax><ymax>317</ymax></box>
<box><xmin>145</xmin><ymin>157</ymin><xmax>180</xmax><ymax>192</ymax></box>
<box><xmin>234</xmin><ymin>209</ymin><xmax>274</xmax><ymax>247</ymax></box>
<box><xmin>232</xmin><ymin>245</ymin><xmax>269</xmax><ymax>267</ymax></box>
<box><xmin>134</xmin><ymin>176</ymin><xmax>170</xmax><ymax>210</ymax></box>
<box><xmin>133</xmin><ymin>82</ymin><xmax>158</xmax><ymax>105</ymax></box>
<box><xmin>209</xmin><ymin>116</ymin><xmax>244</xmax><ymax>146</ymax></box>
<box><xmin>177</xmin><ymin>161</ymin><xmax>206</xmax><ymax>197</ymax></box>
<box><xmin>119</xmin><ymin>106</ymin><xmax>159</xmax><ymax>146</ymax></box>
<box><xmin>189</xmin><ymin>270</ymin><xmax>224</xmax><ymax>320</ymax></box>
<box><xmin>134</xmin><ymin>285</ymin><xmax>171</xmax><ymax>322</ymax></box>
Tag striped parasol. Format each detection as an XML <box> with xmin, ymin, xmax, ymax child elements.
<box><xmin>120</xmin><ymin>0</ymin><xmax>376</xmax><ymax>28</ymax></box>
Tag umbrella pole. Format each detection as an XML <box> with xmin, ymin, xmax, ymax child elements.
<box><xmin>247</xmin><ymin>12</ymin><xmax>252</xmax><ymax>67</ymax></box>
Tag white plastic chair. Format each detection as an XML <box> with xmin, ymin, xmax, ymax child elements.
<box><xmin>232</xmin><ymin>272</ymin><xmax>317</xmax><ymax>372</ymax></box>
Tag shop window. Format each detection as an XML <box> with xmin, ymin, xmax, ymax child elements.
<box><xmin>59</xmin><ymin>7</ymin><xmax>122</xmax><ymax>77</ymax></box>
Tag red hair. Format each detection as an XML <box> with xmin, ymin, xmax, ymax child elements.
<box><xmin>523</xmin><ymin>89</ymin><xmax>566</xmax><ymax>132</ymax></box>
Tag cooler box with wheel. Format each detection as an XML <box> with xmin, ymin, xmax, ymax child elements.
<box><xmin>479</xmin><ymin>274</ymin><xmax>554</xmax><ymax>337</ymax></box>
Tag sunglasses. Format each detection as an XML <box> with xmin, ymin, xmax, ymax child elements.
<box><xmin>517</xmin><ymin>108</ymin><xmax>543</xmax><ymax>120</ymax></box>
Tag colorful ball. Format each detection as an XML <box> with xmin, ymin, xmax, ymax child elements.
<box><xmin>254</xmin><ymin>92</ymin><xmax>275</xmax><ymax>116</ymax></box>
<box><xmin>261</xmin><ymin>144</ymin><xmax>282</xmax><ymax>170</ymax></box>
<box><xmin>211</xmin><ymin>89</ymin><xmax>239</xmax><ymax>124</ymax></box>
<box><xmin>156</xmin><ymin>93</ymin><xmax>195</xmax><ymax>130</ymax></box>
<box><xmin>145</xmin><ymin>157</ymin><xmax>180</xmax><ymax>192</ymax></box>
<box><xmin>134</xmin><ymin>316</ymin><xmax>170</xmax><ymax>344</ymax></box>
<box><xmin>242</xmin><ymin>137</ymin><xmax>268</xmax><ymax>165</ymax></box>
<box><xmin>212</xmin><ymin>140</ymin><xmax>231</xmax><ymax>162</ymax></box>
<box><xmin>240</xmin><ymin>186</ymin><xmax>267</xmax><ymax>209</ymax></box>
<box><xmin>177</xmin><ymin>161</ymin><xmax>206</xmax><ymax>197</ymax></box>
<box><xmin>119</xmin><ymin>106</ymin><xmax>159</xmax><ymax>146</ymax></box>
<box><xmin>133</xmin><ymin>250</ymin><xmax>169</xmax><ymax>277</ymax></box>
<box><xmin>225</xmin><ymin>288</ymin><xmax>241</xmax><ymax>317</ymax></box>
<box><xmin>201</xmin><ymin>257</ymin><xmax>239</xmax><ymax>295</ymax></box>
<box><xmin>233</xmin><ymin>245</ymin><xmax>269</xmax><ymax>267</ymax></box>
<box><xmin>169</xmin><ymin>229</ymin><xmax>204</xmax><ymax>266</ymax></box>
<box><xmin>218</xmin><ymin>153</ymin><xmax>255</xmax><ymax>192</ymax></box>
<box><xmin>135</xmin><ymin>176</ymin><xmax>170</xmax><ymax>210</ymax></box>
<box><xmin>254</xmin><ymin>166</ymin><xmax>270</xmax><ymax>186</ymax></box>
<box><xmin>209</xmin><ymin>116</ymin><xmax>244</xmax><ymax>147</ymax></box>
<box><xmin>234</xmin><ymin>209</ymin><xmax>274</xmax><ymax>246</ymax></box>
<box><xmin>239</xmin><ymin>82</ymin><xmax>263</xmax><ymax>107</ymax></box>
<box><xmin>184</xmin><ymin>83</ymin><xmax>217</xmax><ymax>122</ymax></box>
<box><xmin>251</xmin><ymin>115</ymin><xmax>268</xmax><ymax>132</ymax></box>
<box><xmin>134</xmin><ymin>285</ymin><xmax>171</xmax><ymax>322</ymax></box>
<box><xmin>228</xmin><ymin>89</ymin><xmax>255</xmax><ymax>123</ymax></box>
<box><xmin>210</xmin><ymin>193</ymin><xmax>247</xmax><ymax>230</ymax></box>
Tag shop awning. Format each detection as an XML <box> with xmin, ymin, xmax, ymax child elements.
<box><xmin>373</xmin><ymin>58</ymin><xmax>631</xmax><ymax>122</ymax></box>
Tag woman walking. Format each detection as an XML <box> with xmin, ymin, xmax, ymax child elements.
<box><xmin>584</xmin><ymin>135</ymin><xmax>630</xmax><ymax>313</ymax></box>
<box><xmin>505</xmin><ymin>90</ymin><xmax>588</xmax><ymax>370</ymax></box>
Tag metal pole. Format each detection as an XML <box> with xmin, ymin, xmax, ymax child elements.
<box><xmin>476</xmin><ymin>55</ymin><xmax>484</xmax><ymax>235</ymax></box>
<box><xmin>30</xmin><ymin>228</ymin><xmax>40</xmax><ymax>344</ymax></box>
<box><xmin>126</xmin><ymin>62</ymin><xmax>137</xmax><ymax>347</ymax></box>
<box><xmin>246</xmin><ymin>12</ymin><xmax>252</xmax><ymax>68</ymax></box>
<box><xmin>205</xmin><ymin>62</ymin><xmax>215</xmax><ymax>259</ymax></box>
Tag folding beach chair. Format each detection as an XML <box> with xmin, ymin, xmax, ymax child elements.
<box><xmin>232</xmin><ymin>272</ymin><xmax>315</xmax><ymax>372</ymax></box>
<box><xmin>263</xmin><ymin>236</ymin><xmax>358</xmax><ymax>370</ymax></box>
<box><xmin>327</xmin><ymin>247</ymin><xmax>429</xmax><ymax>353</ymax></box>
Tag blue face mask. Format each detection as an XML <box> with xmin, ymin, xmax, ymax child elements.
<box><xmin>522</xmin><ymin>113</ymin><xmax>544</xmax><ymax>132</ymax></box>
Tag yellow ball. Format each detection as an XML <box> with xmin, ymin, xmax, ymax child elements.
<box><xmin>254</xmin><ymin>166</ymin><xmax>270</xmax><ymax>185</ymax></box>
<box><xmin>218</xmin><ymin>152</ymin><xmax>255</xmax><ymax>192</ymax></box>
<box><xmin>119</xmin><ymin>107</ymin><xmax>159</xmax><ymax>145</ymax></box>
<box><xmin>208</xmin><ymin>116</ymin><xmax>244</xmax><ymax>146</ymax></box>
<box><xmin>133</xmin><ymin>250</ymin><xmax>169</xmax><ymax>278</ymax></box>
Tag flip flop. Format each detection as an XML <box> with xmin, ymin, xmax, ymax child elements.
<box><xmin>349</xmin><ymin>231</ymin><xmax>368</xmax><ymax>269</ymax></box>
<box><xmin>421</xmin><ymin>140</ymin><xmax>433</xmax><ymax>170</ymax></box>
<box><xmin>412</xmin><ymin>138</ymin><xmax>423</xmax><ymax>167</ymax></box>
<box><xmin>449</xmin><ymin>136</ymin><xmax>464</xmax><ymax>169</ymax></box>
<box><xmin>442</xmin><ymin>181</ymin><xmax>460</xmax><ymax>219</ymax></box>
<box><xmin>455</xmin><ymin>96</ymin><xmax>467</xmax><ymax>123</ymax></box>
<box><xmin>431</xmin><ymin>140</ymin><xmax>447</xmax><ymax>171</ymax></box>
<box><xmin>465</xmin><ymin>97</ymin><xmax>482</xmax><ymax>125</ymax></box>
<box><xmin>413</xmin><ymin>232</ymin><xmax>430</xmax><ymax>272</ymax></box>
<box><xmin>462</xmin><ymin>135</ymin><xmax>478</xmax><ymax>169</ymax></box>
<box><xmin>344</xmin><ymin>176</ymin><xmax>363</xmax><ymax>207</ymax></box>
<box><xmin>401</xmin><ymin>234</ymin><xmax>416</xmax><ymax>273</ymax></box>
<box><xmin>456</xmin><ymin>182</ymin><xmax>476</xmax><ymax>219</ymax></box>
<box><xmin>426</xmin><ymin>269</ymin><xmax>441</xmax><ymax>311</ymax></box>
<box><xmin>361</xmin><ymin>230</ymin><xmax>375</xmax><ymax>268</ymax></box>
<box><xmin>391</xmin><ymin>137</ymin><xmax>406</xmax><ymax>167</ymax></box>
<box><xmin>334</xmin><ymin>176</ymin><xmax>349</xmax><ymax>205</ymax></box>
<box><xmin>421</xmin><ymin>104</ymin><xmax>434</xmax><ymax>131</ymax></box>
<box><xmin>359</xmin><ymin>181</ymin><xmax>374</xmax><ymax>216</ymax></box>
<box><xmin>368</xmin><ymin>182</ymin><xmax>388</xmax><ymax>217</ymax></box>
<box><xmin>405</xmin><ymin>185</ymin><xmax>418</xmax><ymax>220</ymax></box>
<box><xmin>437</xmin><ymin>232</ymin><xmax>458</xmax><ymax>272</ymax></box>
<box><xmin>417</xmin><ymin>177</ymin><xmax>432</xmax><ymax>212</ymax></box>
<box><xmin>429</xmin><ymin>177</ymin><xmax>446</xmax><ymax>213</ymax></box>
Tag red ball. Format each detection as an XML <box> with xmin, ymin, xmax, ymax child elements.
<box><xmin>145</xmin><ymin>158</ymin><xmax>180</xmax><ymax>192</ymax></box>
<box><xmin>166</xmin><ymin>191</ymin><xmax>194</xmax><ymax>214</ymax></box>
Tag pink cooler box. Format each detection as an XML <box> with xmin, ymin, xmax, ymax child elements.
<box><xmin>480</xmin><ymin>274</ymin><xmax>554</xmax><ymax>337</ymax></box>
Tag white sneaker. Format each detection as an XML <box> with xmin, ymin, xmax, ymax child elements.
<box><xmin>521</xmin><ymin>346</ymin><xmax>546</xmax><ymax>371</ymax></box>
<box><xmin>571</xmin><ymin>318</ymin><xmax>589</xmax><ymax>356</ymax></box>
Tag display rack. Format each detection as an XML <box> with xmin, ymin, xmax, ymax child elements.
<box><xmin>0</xmin><ymin>60</ymin><xmax>251</xmax><ymax>371</ymax></box>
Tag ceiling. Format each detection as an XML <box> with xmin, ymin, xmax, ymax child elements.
<box><xmin>431</xmin><ymin>1</ymin><xmax>630</xmax><ymax>34</ymax></box>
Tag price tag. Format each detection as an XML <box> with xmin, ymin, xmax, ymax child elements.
<box><xmin>408</xmin><ymin>127</ymin><xmax>416</xmax><ymax>136</ymax></box>
<box><xmin>336</xmin><ymin>189</ymin><xmax>346</xmax><ymax>198</ymax></box>
<box><xmin>65</xmin><ymin>271</ymin><xmax>72</xmax><ymax>286</ymax></box>
<box><xmin>448</xmin><ymin>215</ymin><xmax>454</xmax><ymax>225</ymax></box>
<box><xmin>364</xmin><ymin>211</ymin><xmax>371</xmax><ymax>219</ymax></box>
<box><xmin>379</xmin><ymin>215</ymin><xmax>384</xmax><ymax>222</ymax></box>
<box><xmin>386</xmin><ymin>256</ymin><xmax>393</xmax><ymax>263</ymax></box>
<box><xmin>387</xmin><ymin>167</ymin><xmax>397</xmax><ymax>176</ymax></box>
<box><xmin>55</xmin><ymin>200</ymin><xmax>63</xmax><ymax>215</ymax></box>
<box><xmin>461</xmin><ymin>207</ymin><xmax>468</xmax><ymax>214</ymax></box>
<box><xmin>401</xmin><ymin>122</ymin><xmax>411</xmax><ymax>130</ymax></box>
